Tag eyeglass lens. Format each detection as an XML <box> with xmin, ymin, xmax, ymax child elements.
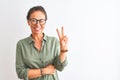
<box><xmin>30</xmin><ymin>18</ymin><xmax>46</xmax><ymax>25</ymax></box>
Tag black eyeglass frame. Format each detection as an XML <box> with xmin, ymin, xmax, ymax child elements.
<box><xmin>29</xmin><ymin>18</ymin><xmax>46</xmax><ymax>25</ymax></box>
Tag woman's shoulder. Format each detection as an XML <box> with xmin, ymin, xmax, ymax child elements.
<box><xmin>45</xmin><ymin>34</ymin><xmax>58</xmax><ymax>42</ymax></box>
<box><xmin>17</xmin><ymin>36</ymin><xmax>31</xmax><ymax>44</ymax></box>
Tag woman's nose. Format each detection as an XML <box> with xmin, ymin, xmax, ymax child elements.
<box><xmin>36</xmin><ymin>21</ymin><xmax>42</xmax><ymax>27</ymax></box>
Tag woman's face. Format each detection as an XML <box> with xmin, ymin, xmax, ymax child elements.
<box><xmin>28</xmin><ymin>11</ymin><xmax>46</xmax><ymax>35</ymax></box>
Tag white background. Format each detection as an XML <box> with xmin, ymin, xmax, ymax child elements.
<box><xmin>0</xmin><ymin>0</ymin><xmax>120</xmax><ymax>80</ymax></box>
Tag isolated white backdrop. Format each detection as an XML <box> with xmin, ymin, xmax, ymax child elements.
<box><xmin>0</xmin><ymin>0</ymin><xmax>120</xmax><ymax>80</ymax></box>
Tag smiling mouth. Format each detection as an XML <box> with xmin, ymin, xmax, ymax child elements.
<box><xmin>35</xmin><ymin>28</ymin><xmax>40</xmax><ymax>30</ymax></box>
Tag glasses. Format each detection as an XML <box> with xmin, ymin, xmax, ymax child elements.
<box><xmin>29</xmin><ymin>18</ymin><xmax>46</xmax><ymax>25</ymax></box>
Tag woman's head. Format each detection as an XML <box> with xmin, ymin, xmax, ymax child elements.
<box><xmin>27</xmin><ymin>6</ymin><xmax>47</xmax><ymax>35</ymax></box>
<box><xmin>27</xmin><ymin>6</ymin><xmax>47</xmax><ymax>20</ymax></box>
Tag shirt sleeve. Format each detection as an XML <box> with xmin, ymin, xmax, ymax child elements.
<box><xmin>53</xmin><ymin>38</ymin><xmax>68</xmax><ymax>71</ymax></box>
<box><xmin>15</xmin><ymin>41</ymin><xmax>29</xmax><ymax>80</ymax></box>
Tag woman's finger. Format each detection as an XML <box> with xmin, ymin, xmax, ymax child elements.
<box><xmin>56</xmin><ymin>28</ymin><xmax>61</xmax><ymax>40</ymax></box>
<box><xmin>61</xmin><ymin>27</ymin><xmax>64</xmax><ymax>36</ymax></box>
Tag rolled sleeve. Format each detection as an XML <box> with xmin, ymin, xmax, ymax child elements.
<box><xmin>54</xmin><ymin>56</ymin><xmax>68</xmax><ymax>71</ymax></box>
<box><xmin>16</xmin><ymin>66</ymin><xmax>29</xmax><ymax>80</ymax></box>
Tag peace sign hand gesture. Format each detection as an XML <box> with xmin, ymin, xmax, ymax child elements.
<box><xmin>56</xmin><ymin>27</ymin><xmax>68</xmax><ymax>53</ymax></box>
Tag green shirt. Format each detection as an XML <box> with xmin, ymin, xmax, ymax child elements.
<box><xmin>16</xmin><ymin>34</ymin><xmax>68</xmax><ymax>80</ymax></box>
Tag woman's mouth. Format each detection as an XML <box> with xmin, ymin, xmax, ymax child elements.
<box><xmin>35</xmin><ymin>28</ymin><xmax>40</xmax><ymax>31</ymax></box>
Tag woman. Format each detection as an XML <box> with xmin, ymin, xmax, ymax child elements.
<box><xmin>16</xmin><ymin>5</ymin><xmax>68</xmax><ymax>80</ymax></box>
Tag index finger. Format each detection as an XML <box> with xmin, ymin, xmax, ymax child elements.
<box><xmin>56</xmin><ymin>28</ymin><xmax>61</xmax><ymax>39</ymax></box>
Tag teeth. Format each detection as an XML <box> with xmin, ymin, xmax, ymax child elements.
<box><xmin>35</xmin><ymin>28</ymin><xmax>40</xmax><ymax>30</ymax></box>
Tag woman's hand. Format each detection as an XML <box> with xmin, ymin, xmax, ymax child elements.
<box><xmin>56</xmin><ymin>27</ymin><xmax>68</xmax><ymax>52</ymax></box>
<box><xmin>42</xmin><ymin>65</ymin><xmax>56</xmax><ymax>75</ymax></box>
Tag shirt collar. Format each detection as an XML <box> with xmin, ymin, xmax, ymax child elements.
<box><xmin>28</xmin><ymin>33</ymin><xmax>47</xmax><ymax>44</ymax></box>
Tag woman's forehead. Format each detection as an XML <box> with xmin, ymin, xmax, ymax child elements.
<box><xmin>30</xmin><ymin>11</ymin><xmax>46</xmax><ymax>19</ymax></box>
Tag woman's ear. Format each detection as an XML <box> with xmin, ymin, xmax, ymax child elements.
<box><xmin>27</xmin><ymin>20</ymin><xmax>30</xmax><ymax>26</ymax></box>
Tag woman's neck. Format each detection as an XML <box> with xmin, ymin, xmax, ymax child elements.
<box><xmin>32</xmin><ymin>33</ymin><xmax>43</xmax><ymax>42</ymax></box>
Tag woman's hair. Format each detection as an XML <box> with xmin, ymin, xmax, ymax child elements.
<box><xmin>26</xmin><ymin>6</ymin><xmax>47</xmax><ymax>20</ymax></box>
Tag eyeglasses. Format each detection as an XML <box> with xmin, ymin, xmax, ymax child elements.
<box><xmin>29</xmin><ymin>18</ymin><xmax>46</xmax><ymax>25</ymax></box>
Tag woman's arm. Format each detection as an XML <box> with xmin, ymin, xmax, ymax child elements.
<box><xmin>59</xmin><ymin>51</ymin><xmax>67</xmax><ymax>63</ymax></box>
<box><xmin>53</xmin><ymin>27</ymin><xmax>68</xmax><ymax>71</ymax></box>
<box><xmin>56</xmin><ymin>27</ymin><xmax>68</xmax><ymax>63</ymax></box>
<box><xmin>28</xmin><ymin>69</ymin><xmax>41</xmax><ymax>79</ymax></box>
<box><xmin>28</xmin><ymin>65</ymin><xmax>55</xmax><ymax>79</ymax></box>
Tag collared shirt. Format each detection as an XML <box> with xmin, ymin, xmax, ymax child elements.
<box><xmin>16</xmin><ymin>34</ymin><xmax>68</xmax><ymax>80</ymax></box>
